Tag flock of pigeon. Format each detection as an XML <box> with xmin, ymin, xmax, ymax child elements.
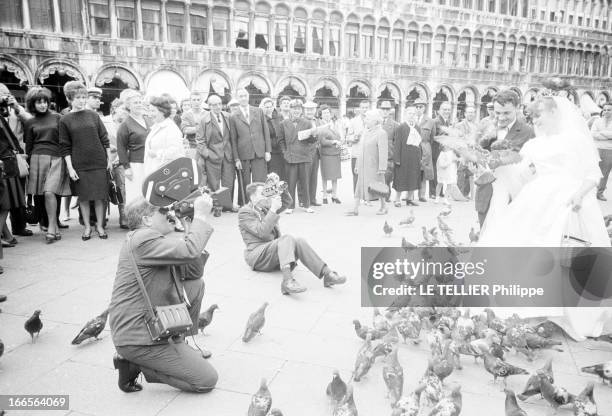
<box><xmin>2</xmin><ymin>204</ymin><xmax>612</xmax><ymax>416</ymax></box>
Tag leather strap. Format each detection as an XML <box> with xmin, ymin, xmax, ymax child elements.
<box><xmin>126</xmin><ymin>232</ymin><xmax>157</xmax><ymax>321</ymax></box>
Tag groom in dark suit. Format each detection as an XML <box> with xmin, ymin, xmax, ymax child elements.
<box><xmin>475</xmin><ymin>90</ymin><xmax>535</xmax><ymax>227</ymax></box>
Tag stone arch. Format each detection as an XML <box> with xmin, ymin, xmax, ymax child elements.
<box><xmin>145</xmin><ymin>67</ymin><xmax>191</xmax><ymax>102</ymax></box>
<box><xmin>274</xmin><ymin>3</ymin><xmax>290</xmax><ymax>15</ymax></box>
<box><xmin>405</xmin><ymin>82</ymin><xmax>430</xmax><ymax>104</ymax></box>
<box><xmin>237</xmin><ymin>71</ymin><xmax>272</xmax><ymax>106</ymax></box>
<box><xmin>313</xmin><ymin>76</ymin><xmax>342</xmax><ymax>98</ymax></box>
<box><xmin>523</xmin><ymin>88</ymin><xmax>539</xmax><ymax>104</ymax></box>
<box><xmin>432</xmin><ymin>84</ymin><xmax>455</xmax><ymax>114</ymax></box>
<box><xmin>36</xmin><ymin>58</ymin><xmax>87</xmax><ymax>85</ymax></box>
<box><xmin>346</xmin><ymin>79</ymin><xmax>371</xmax><ymax>110</ymax></box>
<box><xmin>456</xmin><ymin>85</ymin><xmax>479</xmax><ymax>120</ymax></box>
<box><xmin>275</xmin><ymin>75</ymin><xmax>309</xmax><ymax>98</ymax></box>
<box><xmin>313</xmin><ymin>77</ymin><xmax>341</xmax><ymax>110</ymax></box>
<box><xmin>293</xmin><ymin>6</ymin><xmax>308</xmax><ymax>19</ymax></box>
<box><xmin>0</xmin><ymin>55</ymin><xmax>34</xmax><ymax>86</ymax></box>
<box><xmin>509</xmin><ymin>87</ymin><xmax>522</xmax><ymax>103</ymax></box>
<box><xmin>312</xmin><ymin>8</ymin><xmax>326</xmax><ymax>21</ymax></box>
<box><xmin>480</xmin><ymin>86</ymin><xmax>499</xmax><ymax>118</ymax></box>
<box><xmin>193</xmin><ymin>69</ymin><xmax>233</xmax><ymax>103</ymax></box>
<box><xmin>363</xmin><ymin>15</ymin><xmax>375</xmax><ymax>25</ymax></box>
<box><xmin>93</xmin><ymin>63</ymin><xmax>142</xmax><ymax>115</ymax></box>
<box><xmin>596</xmin><ymin>91</ymin><xmax>610</xmax><ymax>107</ymax></box>
<box><xmin>376</xmin><ymin>81</ymin><xmax>402</xmax><ymax>103</ymax></box>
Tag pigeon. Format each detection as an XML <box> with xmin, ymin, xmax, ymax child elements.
<box><xmin>419</xmin><ymin>361</ymin><xmax>444</xmax><ymax>406</ymax></box>
<box><xmin>502</xmin><ymin>327</ymin><xmax>534</xmax><ymax>361</ymax></box>
<box><xmin>437</xmin><ymin>216</ymin><xmax>452</xmax><ymax>234</ymax></box>
<box><xmin>518</xmin><ymin>358</ymin><xmax>554</xmax><ymax>401</ymax></box>
<box><xmin>438</xmin><ymin>203</ymin><xmax>452</xmax><ymax>217</ymax></box>
<box><xmin>422</xmin><ymin>226</ymin><xmax>437</xmax><ymax>246</ymax></box>
<box><xmin>573</xmin><ymin>382</ymin><xmax>597</xmax><ymax>416</ymax></box>
<box><xmin>431</xmin><ymin>340</ymin><xmax>455</xmax><ymax>382</ymax></box>
<box><xmin>247</xmin><ymin>378</ymin><xmax>272</xmax><ymax>416</ymax></box>
<box><xmin>384</xmin><ymin>221</ymin><xmax>394</xmax><ymax>236</ymax></box>
<box><xmin>269</xmin><ymin>409</ymin><xmax>284</xmax><ymax>416</ymax></box>
<box><xmin>353</xmin><ymin>334</ymin><xmax>375</xmax><ymax>382</ymax></box>
<box><xmin>333</xmin><ymin>384</ymin><xmax>358</xmax><ymax>416</ymax></box>
<box><xmin>395</xmin><ymin>311</ymin><xmax>422</xmax><ymax>344</ymax></box>
<box><xmin>326</xmin><ymin>369</ymin><xmax>348</xmax><ymax>404</ymax></box>
<box><xmin>484</xmin><ymin>308</ymin><xmax>507</xmax><ymax>335</ymax></box>
<box><xmin>382</xmin><ymin>346</ymin><xmax>404</xmax><ymax>405</ymax></box>
<box><xmin>538</xmin><ymin>371</ymin><xmax>575</xmax><ymax>411</ymax></box>
<box><xmin>373</xmin><ymin>308</ymin><xmax>390</xmax><ymax>332</ymax></box>
<box><xmin>483</xmin><ymin>351</ymin><xmax>529</xmax><ymax>388</ymax></box>
<box><xmin>490</xmin><ymin>342</ymin><xmax>508</xmax><ymax>360</ymax></box>
<box><xmin>72</xmin><ymin>309</ymin><xmax>109</xmax><ymax>345</ymax></box>
<box><xmin>372</xmin><ymin>328</ymin><xmax>398</xmax><ymax>362</ymax></box>
<box><xmin>392</xmin><ymin>385</ymin><xmax>425</xmax><ymax>416</ymax></box>
<box><xmin>469</xmin><ymin>227</ymin><xmax>479</xmax><ymax>243</ymax></box>
<box><xmin>455</xmin><ymin>309</ymin><xmax>474</xmax><ymax>338</ymax></box>
<box><xmin>198</xmin><ymin>304</ymin><xmax>219</xmax><ymax>333</ymax></box>
<box><xmin>24</xmin><ymin>310</ymin><xmax>43</xmax><ymax>343</ymax></box>
<box><xmin>504</xmin><ymin>389</ymin><xmax>527</xmax><ymax>416</ymax></box>
<box><xmin>581</xmin><ymin>361</ymin><xmax>612</xmax><ymax>385</ymax></box>
<box><xmin>524</xmin><ymin>332</ymin><xmax>563</xmax><ymax>351</ymax></box>
<box><xmin>353</xmin><ymin>319</ymin><xmax>386</xmax><ymax>341</ymax></box>
<box><xmin>428</xmin><ymin>384</ymin><xmax>462</xmax><ymax>416</ymax></box>
<box><xmin>401</xmin><ymin>237</ymin><xmax>418</xmax><ymax>252</ymax></box>
<box><xmin>399</xmin><ymin>210</ymin><xmax>415</xmax><ymax>226</ymax></box>
<box><xmin>242</xmin><ymin>302</ymin><xmax>268</xmax><ymax>343</ymax></box>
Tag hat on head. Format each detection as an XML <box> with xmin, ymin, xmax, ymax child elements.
<box><xmin>290</xmin><ymin>99</ymin><xmax>303</xmax><ymax>108</ymax></box>
<box><xmin>380</xmin><ymin>101</ymin><xmax>394</xmax><ymax>109</ymax></box>
<box><xmin>486</xmin><ymin>102</ymin><xmax>494</xmax><ymax>109</ymax></box>
<box><xmin>414</xmin><ymin>98</ymin><xmax>427</xmax><ymax>107</ymax></box>
<box><xmin>303</xmin><ymin>101</ymin><xmax>317</xmax><ymax>109</ymax></box>
<box><xmin>87</xmin><ymin>87</ymin><xmax>103</xmax><ymax>97</ymax></box>
<box><xmin>228</xmin><ymin>99</ymin><xmax>239</xmax><ymax>107</ymax></box>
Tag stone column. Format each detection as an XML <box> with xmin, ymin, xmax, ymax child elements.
<box><xmin>22</xmin><ymin>0</ymin><xmax>31</xmax><ymax>30</ymax></box>
<box><xmin>160</xmin><ymin>0</ymin><xmax>168</xmax><ymax>43</ymax></box>
<box><xmin>339</xmin><ymin>22</ymin><xmax>345</xmax><ymax>58</ymax></box>
<box><xmin>81</xmin><ymin>0</ymin><xmax>88</xmax><ymax>35</ymax></box>
<box><xmin>184</xmin><ymin>0</ymin><xmax>192</xmax><ymax>45</ymax></box>
<box><xmin>136</xmin><ymin>0</ymin><xmax>143</xmax><ymax>40</ymax></box>
<box><xmin>323</xmin><ymin>21</ymin><xmax>329</xmax><ymax>55</ymax></box>
<box><xmin>227</xmin><ymin>7</ymin><xmax>234</xmax><ymax>48</ymax></box>
<box><xmin>339</xmin><ymin>96</ymin><xmax>347</xmax><ymax>117</ymax></box>
<box><xmin>399</xmin><ymin>98</ymin><xmax>405</xmax><ymax>121</ymax></box>
<box><xmin>306</xmin><ymin>19</ymin><xmax>312</xmax><ymax>54</ymax></box>
<box><xmin>110</xmin><ymin>0</ymin><xmax>117</xmax><ymax>39</ymax></box>
<box><xmin>206</xmin><ymin>0</ymin><xmax>213</xmax><ymax>46</ymax></box>
<box><xmin>287</xmin><ymin>18</ymin><xmax>293</xmax><ymax>53</ymax></box>
<box><xmin>52</xmin><ymin>0</ymin><xmax>61</xmax><ymax>32</ymax></box>
<box><xmin>269</xmin><ymin>18</ymin><xmax>275</xmax><ymax>52</ymax></box>
<box><xmin>248</xmin><ymin>11</ymin><xmax>255</xmax><ymax>50</ymax></box>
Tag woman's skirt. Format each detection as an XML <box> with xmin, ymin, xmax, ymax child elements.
<box><xmin>72</xmin><ymin>168</ymin><xmax>109</xmax><ymax>201</ymax></box>
<box><xmin>320</xmin><ymin>154</ymin><xmax>342</xmax><ymax>181</ymax></box>
<box><xmin>26</xmin><ymin>154</ymin><xmax>71</xmax><ymax>196</ymax></box>
<box><xmin>0</xmin><ymin>176</ymin><xmax>25</xmax><ymax>210</ymax></box>
<box><xmin>124</xmin><ymin>162</ymin><xmax>145</xmax><ymax>203</ymax></box>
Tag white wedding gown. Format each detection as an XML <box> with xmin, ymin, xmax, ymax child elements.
<box><xmin>478</xmin><ymin>131</ymin><xmax>612</xmax><ymax>341</ymax></box>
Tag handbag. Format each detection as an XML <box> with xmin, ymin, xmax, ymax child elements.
<box><xmin>16</xmin><ymin>153</ymin><xmax>28</xmax><ymax>178</ymax></box>
<box><xmin>560</xmin><ymin>208</ymin><xmax>591</xmax><ymax>268</ymax></box>
<box><xmin>126</xmin><ymin>234</ymin><xmax>193</xmax><ymax>342</ymax></box>
<box><xmin>25</xmin><ymin>195</ymin><xmax>38</xmax><ymax>225</ymax></box>
<box><xmin>108</xmin><ymin>171</ymin><xmax>123</xmax><ymax>206</ymax></box>
<box><xmin>368</xmin><ymin>175</ymin><xmax>390</xmax><ymax>198</ymax></box>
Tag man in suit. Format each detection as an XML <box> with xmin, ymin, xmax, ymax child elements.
<box><xmin>415</xmin><ymin>99</ymin><xmax>436</xmax><ymax>202</ymax></box>
<box><xmin>229</xmin><ymin>88</ymin><xmax>271</xmax><ymax>204</ymax></box>
<box><xmin>380</xmin><ymin>100</ymin><xmax>398</xmax><ymax>201</ymax></box>
<box><xmin>432</xmin><ymin>101</ymin><xmax>452</xmax><ymax>198</ymax></box>
<box><xmin>277</xmin><ymin>100</ymin><xmax>316</xmax><ymax>213</ymax></box>
<box><xmin>475</xmin><ymin>89</ymin><xmax>535</xmax><ymax>227</ymax></box>
<box><xmin>181</xmin><ymin>91</ymin><xmax>209</xmax><ymax>155</ymax></box>
<box><xmin>195</xmin><ymin>94</ymin><xmax>237</xmax><ymax>212</ymax></box>
<box><xmin>238</xmin><ymin>182</ymin><xmax>346</xmax><ymax>295</ymax></box>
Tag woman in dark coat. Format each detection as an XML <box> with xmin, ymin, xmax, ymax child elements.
<box><xmin>59</xmin><ymin>81</ymin><xmax>111</xmax><ymax>240</ymax></box>
<box><xmin>24</xmin><ymin>87</ymin><xmax>71</xmax><ymax>243</ymax></box>
<box><xmin>392</xmin><ymin>106</ymin><xmax>423</xmax><ymax>206</ymax></box>
<box><xmin>260</xmin><ymin>98</ymin><xmax>286</xmax><ymax>181</ymax></box>
<box><xmin>318</xmin><ymin>105</ymin><xmax>342</xmax><ymax>204</ymax></box>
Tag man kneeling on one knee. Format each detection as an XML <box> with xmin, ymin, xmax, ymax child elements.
<box><xmin>108</xmin><ymin>194</ymin><xmax>218</xmax><ymax>394</ymax></box>
<box><xmin>238</xmin><ymin>182</ymin><xmax>346</xmax><ymax>295</ymax></box>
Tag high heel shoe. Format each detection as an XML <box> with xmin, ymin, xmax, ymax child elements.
<box><xmin>113</xmin><ymin>354</ymin><xmax>143</xmax><ymax>393</ymax></box>
<box><xmin>331</xmin><ymin>197</ymin><xmax>341</xmax><ymax>204</ymax></box>
<box><xmin>82</xmin><ymin>228</ymin><xmax>92</xmax><ymax>241</ymax></box>
<box><xmin>45</xmin><ymin>233</ymin><xmax>56</xmax><ymax>244</ymax></box>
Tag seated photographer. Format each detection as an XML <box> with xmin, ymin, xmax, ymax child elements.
<box><xmin>108</xmin><ymin>194</ymin><xmax>218</xmax><ymax>394</ymax></box>
<box><xmin>238</xmin><ymin>182</ymin><xmax>346</xmax><ymax>295</ymax></box>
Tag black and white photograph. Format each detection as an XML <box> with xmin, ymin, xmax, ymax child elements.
<box><xmin>1</xmin><ymin>0</ymin><xmax>612</xmax><ymax>414</ymax></box>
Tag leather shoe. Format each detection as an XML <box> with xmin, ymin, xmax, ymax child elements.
<box><xmin>310</xmin><ymin>201</ymin><xmax>322</xmax><ymax>206</ymax></box>
<box><xmin>200</xmin><ymin>346</ymin><xmax>212</xmax><ymax>359</ymax></box>
<box><xmin>419</xmin><ymin>197</ymin><xmax>427</xmax><ymax>202</ymax></box>
<box><xmin>113</xmin><ymin>354</ymin><xmax>143</xmax><ymax>393</ymax></box>
<box><xmin>0</xmin><ymin>295</ymin><xmax>6</xmax><ymax>302</ymax></box>
<box><xmin>323</xmin><ymin>271</ymin><xmax>347</xmax><ymax>287</ymax></box>
<box><xmin>281</xmin><ymin>278</ymin><xmax>307</xmax><ymax>295</ymax></box>
<box><xmin>58</xmin><ymin>222</ymin><xmax>69</xmax><ymax>229</ymax></box>
<box><xmin>597</xmin><ymin>194</ymin><xmax>607</xmax><ymax>201</ymax></box>
<box><xmin>14</xmin><ymin>229</ymin><xmax>33</xmax><ymax>237</ymax></box>
<box><xmin>406</xmin><ymin>200</ymin><xmax>419</xmax><ymax>206</ymax></box>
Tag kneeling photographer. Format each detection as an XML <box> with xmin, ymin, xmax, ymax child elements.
<box><xmin>108</xmin><ymin>193</ymin><xmax>218</xmax><ymax>394</ymax></box>
<box><xmin>238</xmin><ymin>178</ymin><xmax>347</xmax><ymax>295</ymax></box>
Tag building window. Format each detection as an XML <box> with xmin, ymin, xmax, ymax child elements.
<box><xmin>0</xmin><ymin>0</ymin><xmax>23</xmax><ymax>29</ymax></box>
<box><xmin>500</xmin><ymin>0</ymin><xmax>508</xmax><ymax>14</ymax></box>
<box><xmin>463</xmin><ymin>0</ymin><xmax>473</xmax><ymax>8</ymax></box>
<box><xmin>345</xmin><ymin>24</ymin><xmax>359</xmax><ymax>58</ymax></box>
<box><xmin>190</xmin><ymin>4</ymin><xmax>207</xmax><ymax>45</ymax></box>
<box><xmin>538</xmin><ymin>47</ymin><xmax>546</xmax><ymax>72</ymax></box>
<box><xmin>274</xmin><ymin>21</ymin><xmax>288</xmax><ymax>52</ymax></box>
<box><xmin>528</xmin><ymin>46</ymin><xmax>536</xmax><ymax>71</ymax></box>
<box><xmin>494</xmin><ymin>43</ymin><xmax>504</xmax><ymax>69</ymax></box>
<box><xmin>594</xmin><ymin>19</ymin><xmax>599</xmax><ymax>28</ymax></box>
<box><xmin>516</xmin><ymin>44</ymin><xmax>525</xmax><ymax>71</ymax></box>
<box><xmin>484</xmin><ymin>40</ymin><xmax>494</xmax><ymax>69</ymax></box>
<box><xmin>509</xmin><ymin>0</ymin><xmax>518</xmax><ymax>15</ymax></box>
<box><xmin>471</xmin><ymin>38</ymin><xmax>482</xmax><ymax>68</ymax></box>
<box><xmin>439</xmin><ymin>0</ymin><xmax>446</xmax><ymax>5</ymax></box>
<box><xmin>361</xmin><ymin>26</ymin><xmax>374</xmax><ymax>59</ymax></box>
<box><xmin>294</xmin><ymin>22</ymin><xmax>306</xmax><ymax>53</ymax></box>
<box><xmin>30</xmin><ymin>0</ymin><xmax>55</xmax><ymax>31</ymax></box>
<box><xmin>578</xmin><ymin>16</ymin><xmax>582</xmax><ymax>25</ymax></box>
<box><xmin>586</xmin><ymin>17</ymin><xmax>590</xmax><ymax>26</ymax></box>
<box><xmin>459</xmin><ymin>38</ymin><xmax>469</xmax><ymax>66</ymax></box>
<box><xmin>329</xmin><ymin>27</ymin><xmax>340</xmax><ymax>56</ymax></box>
<box><xmin>377</xmin><ymin>28</ymin><xmax>389</xmax><ymax>60</ymax></box>
<box><xmin>213</xmin><ymin>8</ymin><xmax>229</xmax><ymax>47</ymax></box>
<box><xmin>550</xmin><ymin>11</ymin><xmax>555</xmax><ymax>21</ymax></box>
<box><xmin>434</xmin><ymin>35</ymin><xmax>445</xmax><ymax>65</ymax></box>
<box><xmin>235</xmin><ymin>14</ymin><xmax>249</xmax><ymax>49</ymax></box>
<box><xmin>521</xmin><ymin>0</ymin><xmax>528</xmax><ymax>17</ymax></box>
<box><xmin>569</xmin><ymin>15</ymin><xmax>574</xmax><ymax>24</ymax></box>
<box><xmin>476</xmin><ymin>0</ymin><xmax>484</xmax><ymax>10</ymax></box>
<box><xmin>167</xmin><ymin>2</ymin><xmax>184</xmax><ymax>43</ymax></box>
<box><xmin>142</xmin><ymin>1</ymin><xmax>161</xmax><ymax>41</ymax></box>
<box><xmin>488</xmin><ymin>0</ymin><xmax>495</xmax><ymax>12</ymax></box>
<box><xmin>312</xmin><ymin>26</ymin><xmax>323</xmax><ymax>54</ymax></box>
<box><xmin>255</xmin><ymin>17</ymin><xmax>268</xmax><ymax>50</ymax></box>
<box><xmin>116</xmin><ymin>0</ymin><xmax>135</xmax><ymax>39</ymax></box>
<box><xmin>506</xmin><ymin>43</ymin><xmax>515</xmax><ymax>70</ymax></box>
<box><xmin>59</xmin><ymin>0</ymin><xmax>83</xmax><ymax>33</ymax></box>
<box><xmin>407</xmin><ymin>31</ymin><xmax>417</xmax><ymax>63</ymax></box>
<box><xmin>447</xmin><ymin>37</ymin><xmax>458</xmax><ymax>66</ymax></box>
<box><xmin>540</xmin><ymin>10</ymin><xmax>545</xmax><ymax>20</ymax></box>
<box><xmin>89</xmin><ymin>0</ymin><xmax>110</xmax><ymax>36</ymax></box>
<box><xmin>392</xmin><ymin>31</ymin><xmax>403</xmax><ymax>61</ymax></box>
<box><xmin>559</xmin><ymin>10</ymin><xmax>565</xmax><ymax>23</ymax></box>
<box><xmin>421</xmin><ymin>34</ymin><xmax>432</xmax><ymax>65</ymax></box>
<box><xmin>603</xmin><ymin>21</ymin><xmax>607</xmax><ymax>30</ymax></box>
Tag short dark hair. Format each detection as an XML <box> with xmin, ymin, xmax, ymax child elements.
<box><xmin>318</xmin><ymin>104</ymin><xmax>331</xmax><ymax>117</ymax></box>
<box><xmin>63</xmin><ymin>81</ymin><xmax>87</xmax><ymax>101</ymax></box>
<box><xmin>245</xmin><ymin>182</ymin><xmax>265</xmax><ymax>201</ymax></box>
<box><xmin>493</xmin><ymin>90</ymin><xmax>520</xmax><ymax>108</ymax></box>
<box><xmin>149</xmin><ymin>95</ymin><xmax>173</xmax><ymax>118</ymax></box>
<box><xmin>279</xmin><ymin>95</ymin><xmax>292</xmax><ymax>105</ymax></box>
<box><xmin>25</xmin><ymin>87</ymin><xmax>52</xmax><ymax>114</ymax></box>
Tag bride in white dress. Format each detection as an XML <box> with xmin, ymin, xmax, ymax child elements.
<box><xmin>478</xmin><ymin>96</ymin><xmax>612</xmax><ymax>341</ymax></box>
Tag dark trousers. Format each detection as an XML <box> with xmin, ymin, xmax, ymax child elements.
<box><xmin>351</xmin><ymin>158</ymin><xmax>358</xmax><ymax>192</ymax></box>
<box><xmin>429</xmin><ymin>141</ymin><xmax>440</xmax><ymax>198</ymax></box>
<box><xmin>597</xmin><ymin>148</ymin><xmax>612</xmax><ymax>196</ymax></box>
<box><xmin>287</xmin><ymin>162</ymin><xmax>310</xmax><ymax>209</ymax></box>
<box><xmin>115</xmin><ymin>278</ymin><xmax>218</xmax><ymax>393</ymax></box>
<box><xmin>205</xmin><ymin>158</ymin><xmax>235</xmax><ymax>198</ymax></box>
<box><xmin>308</xmin><ymin>149</ymin><xmax>320</xmax><ymax>204</ymax></box>
<box><xmin>10</xmin><ymin>206</ymin><xmax>27</xmax><ymax>234</ymax></box>
<box><xmin>33</xmin><ymin>194</ymin><xmax>61</xmax><ymax>228</ymax></box>
<box><xmin>237</xmin><ymin>157</ymin><xmax>267</xmax><ymax>205</ymax></box>
<box><xmin>268</xmin><ymin>153</ymin><xmax>287</xmax><ymax>182</ymax></box>
<box><xmin>253</xmin><ymin>234</ymin><xmax>325</xmax><ymax>278</ymax></box>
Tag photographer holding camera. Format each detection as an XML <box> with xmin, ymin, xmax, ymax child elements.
<box><xmin>238</xmin><ymin>182</ymin><xmax>346</xmax><ymax>295</ymax></box>
<box><xmin>108</xmin><ymin>193</ymin><xmax>218</xmax><ymax>394</ymax></box>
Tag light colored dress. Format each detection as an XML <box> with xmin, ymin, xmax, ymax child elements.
<box><xmin>354</xmin><ymin>126</ymin><xmax>388</xmax><ymax>201</ymax></box>
<box><xmin>436</xmin><ymin>149</ymin><xmax>458</xmax><ymax>186</ymax></box>
<box><xmin>143</xmin><ymin>117</ymin><xmax>185</xmax><ymax>175</ymax></box>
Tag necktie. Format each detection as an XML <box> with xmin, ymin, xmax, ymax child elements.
<box><xmin>243</xmin><ymin>107</ymin><xmax>249</xmax><ymax>120</ymax></box>
<box><xmin>217</xmin><ymin>114</ymin><xmax>223</xmax><ymax>133</ymax></box>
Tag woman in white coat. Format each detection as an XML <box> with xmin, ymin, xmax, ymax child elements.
<box><xmin>143</xmin><ymin>96</ymin><xmax>185</xmax><ymax>175</ymax></box>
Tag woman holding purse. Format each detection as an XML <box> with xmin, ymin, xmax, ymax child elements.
<box><xmin>345</xmin><ymin>110</ymin><xmax>388</xmax><ymax>216</ymax></box>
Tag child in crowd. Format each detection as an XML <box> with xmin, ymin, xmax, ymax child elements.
<box><xmin>435</xmin><ymin>145</ymin><xmax>468</xmax><ymax>203</ymax></box>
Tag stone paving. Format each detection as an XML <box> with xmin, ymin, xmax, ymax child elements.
<box><xmin>1</xmin><ymin>161</ymin><xmax>612</xmax><ymax>416</ymax></box>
